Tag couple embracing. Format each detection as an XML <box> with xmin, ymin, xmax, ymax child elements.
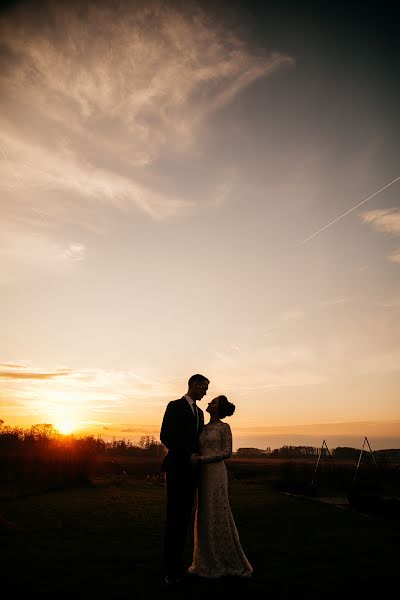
<box><xmin>160</xmin><ymin>373</ymin><xmax>253</xmax><ymax>585</ymax></box>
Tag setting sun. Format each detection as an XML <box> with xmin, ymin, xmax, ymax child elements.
<box><xmin>56</xmin><ymin>421</ymin><xmax>75</xmax><ymax>435</ymax></box>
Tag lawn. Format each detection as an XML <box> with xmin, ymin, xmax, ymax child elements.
<box><xmin>1</xmin><ymin>474</ymin><xmax>398</xmax><ymax>599</ymax></box>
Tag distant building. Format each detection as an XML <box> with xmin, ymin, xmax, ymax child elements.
<box><xmin>236</xmin><ymin>447</ymin><xmax>271</xmax><ymax>457</ymax></box>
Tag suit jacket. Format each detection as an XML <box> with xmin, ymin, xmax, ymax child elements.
<box><xmin>160</xmin><ymin>397</ymin><xmax>204</xmax><ymax>471</ymax></box>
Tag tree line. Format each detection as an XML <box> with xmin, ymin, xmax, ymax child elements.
<box><xmin>236</xmin><ymin>445</ymin><xmax>400</xmax><ymax>460</ymax></box>
<box><xmin>1</xmin><ymin>421</ymin><xmax>398</xmax><ymax>461</ymax></box>
<box><xmin>0</xmin><ymin>421</ymin><xmax>164</xmax><ymax>457</ymax></box>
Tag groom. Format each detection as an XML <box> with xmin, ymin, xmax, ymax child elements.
<box><xmin>160</xmin><ymin>373</ymin><xmax>209</xmax><ymax>584</ymax></box>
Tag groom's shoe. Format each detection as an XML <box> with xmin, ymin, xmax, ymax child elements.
<box><xmin>164</xmin><ymin>575</ymin><xmax>182</xmax><ymax>585</ymax></box>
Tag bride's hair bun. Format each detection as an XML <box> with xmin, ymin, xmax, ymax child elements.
<box><xmin>218</xmin><ymin>395</ymin><xmax>235</xmax><ymax>419</ymax></box>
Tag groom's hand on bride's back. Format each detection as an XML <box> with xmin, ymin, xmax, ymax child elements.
<box><xmin>190</xmin><ymin>453</ymin><xmax>201</xmax><ymax>465</ymax></box>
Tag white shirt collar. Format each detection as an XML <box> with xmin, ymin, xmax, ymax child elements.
<box><xmin>184</xmin><ymin>394</ymin><xmax>196</xmax><ymax>409</ymax></box>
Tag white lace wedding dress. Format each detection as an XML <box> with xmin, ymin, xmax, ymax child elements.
<box><xmin>188</xmin><ymin>421</ymin><xmax>253</xmax><ymax>578</ymax></box>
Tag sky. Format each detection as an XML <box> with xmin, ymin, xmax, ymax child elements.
<box><xmin>1</xmin><ymin>0</ymin><xmax>399</xmax><ymax>450</ymax></box>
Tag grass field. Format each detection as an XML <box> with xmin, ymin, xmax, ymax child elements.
<box><xmin>1</xmin><ymin>466</ymin><xmax>399</xmax><ymax>599</ymax></box>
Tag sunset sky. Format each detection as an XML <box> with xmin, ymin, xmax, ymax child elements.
<box><xmin>1</xmin><ymin>0</ymin><xmax>399</xmax><ymax>450</ymax></box>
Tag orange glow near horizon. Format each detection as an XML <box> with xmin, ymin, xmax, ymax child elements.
<box><xmin>55</xmin><ymin>420</ymin><xmax>76</xmax><ymax>435</ymax></box>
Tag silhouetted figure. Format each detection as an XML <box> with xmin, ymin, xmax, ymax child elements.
<box><xmin>160</xmin><ymin>373</ymin><xmax>209</xmax><ymax>584</ymax></box>
<box><xmin>189</xmin><ymin>395</ymin><xmax>253</xmax><ymax>578</ymax></box>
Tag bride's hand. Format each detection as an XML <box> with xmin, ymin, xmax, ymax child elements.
<box><xmin>190</xmin><ymin>453</ymin><xmax>201</xmax><ymax>464</ymax></box>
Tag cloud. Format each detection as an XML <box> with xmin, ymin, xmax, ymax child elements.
<box><xmin>121</xmin><ymin>426</ymin><xmax>159</xmax><ymax>434</ymax></box>
<box><xmin>376</xmin><ymin>296</ymin><xmax>400</xmax><ymax>308</ymax></box>
<box><xmin>207</xmin><ymin>174</ymin><xmax>236</xmax><ymax>209</ymax></box>
<box><xmin>389</xmin><ymin>249</ymin><xmax>400</xmax><ymax>264</ymax></box>
<box><xmin>0</xmin><ymin>228</ymin><xmax>87</xmax><ymax>280</ymax></box>
<box><xmin>211</xmin><ymin>343</ymin><xmax>327</xmax><ymax>390</ymax></box>
<box><xmin>0</xmin><ymin>132</ymin><xmax>195</xmax><ymax>222</ymax></box>
<box><xmin>0</xmin><ymin>0</ymin><xmax>293</xmax><ymax>222</ymax></box>
<box><xmin>361</xmin><ymin>208</ymin><xmax>400</xmax><ymax>235</ymax></box>
<box><xmin>361</xmin><ymin>209</ymin><xmax>400</xmax><ymax>265</ymax></box>
<box><xmin>317</xmin><ymin>297</ymin><xmax>353</xmax><ymax>307</ymax></box>
<box><xmin>0</xmin><ymin>368</ymin><xmax>71</xmax><ymax>379</ymax></box>
<box><xmin>0</xmin><ymin>364</ymin><xmax>170</xmax><ymax>421</ymax></box>
<box><xmin>57</xmin><ymin>243</ymin><xmax>86</xmax><ymax>263</ymax></box>
<box><xmin>234</xmin><ymin>420</ymin><xmax>400</xmax><ymax>436</ymax></box>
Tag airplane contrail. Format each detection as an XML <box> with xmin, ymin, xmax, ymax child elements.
<box><xmin>300</xmin><ymin>175</ymin><xmax>400</xmax><ymax>245</ymax></box>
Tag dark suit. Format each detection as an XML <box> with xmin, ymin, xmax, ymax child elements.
<box><xmin>160</xmin><ymin>396</ymin><xmax>204</xmax><ymax>578</ymax></box>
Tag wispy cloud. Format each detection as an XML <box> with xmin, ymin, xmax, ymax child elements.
<box><xmin>0</xmin><ymin>228</ymin><xmax>87</xmax><ymax>281</ymax></box>
<box><xmin>361</xmin><ymin>208</ymin><xmax>400</xmax><ymax>235</ymax></box>
<box><xmin>376</xmin><ymin>296</ymin><xmax>400</xmax><ymax>309</ymax></box>
<box><xmin>2</xmin><ymin>1</ymin><xmax>284</xmax><ymax>136</ymax></box>
<box><xmin>211</xmin><ymin>343</ymin><xmax>327</xmax><ymax>390</ymax></box>
<box><xmin>317</xmin><ymin>297</ymin><xmax>353</xmax><ymax>307</ymax></box>
<box><xmin>389</xmin><ymin>249</ymin><xmax>400</xmax><ymax>264</ymax></box>
<box><xmin>233</xmin><ymin>420</ymin><xmax>400</xmax><ymax>436</ymax></box>
<box><xmin>0</xmin><ymin>363</ymin><xmax>170</xmax><ymax>421</ymax></box>
<box><xmin>362</xmin><ymin>208</ymin><xmax>400</xmax><ymax>265</ymax></box>
<box><xmin>0</xmin><ymin>369</ymin><xmax>71</xmax><ymax>380</ymax></box>
<box><xmin>57</xmin><ymin>243</ymin><xmax>86</xmax><ymax>263</ymax></box>
<box><xmin>207</xmin><ymin>175</ymin><xmax>236</xmax><ymax>209</ymax></box>
<box><xmin>0</xmin><ymin>132</ymin><xmax>194</xmax><ymax>222</ymax></box>
<box><xmin>0</xmin><ymin>0</ymin><xmax>293</xmax><ymax>224</ymax></box>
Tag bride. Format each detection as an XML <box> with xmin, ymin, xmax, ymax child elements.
<box><xmin>188</xmin><ymin>395</ymin><xmax>253</xmax><ymax>579</ymax></box>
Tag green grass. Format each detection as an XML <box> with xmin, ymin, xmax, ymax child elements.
<box><xmin>1</xmin><ymin>476</ymin><xmax>398</xmax><ymax>598</ymax></box>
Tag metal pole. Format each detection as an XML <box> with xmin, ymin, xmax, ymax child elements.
<box><xmin>354</xmin><ymin>436</ymin><xmax>367</xmax><ymax>482</ymax></box>
<box><xmin>311</xmin><ymin>440</ymin><xmax>333</xmax><ymax>486</ymax></box>
<box><xmin>365</xmin><ymin>436</ymin><xmax>378</xmax><ymax>467</ymax></box>
<box><xmin>311</xmin><ymin>443</ymin><xmax>323</xmax><ymax>487</ymax></box>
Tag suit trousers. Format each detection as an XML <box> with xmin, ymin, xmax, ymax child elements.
<box><xmin>163</xmin><ymin>465</ymin><xmax>199</xmax><ymax>577</ymax></box>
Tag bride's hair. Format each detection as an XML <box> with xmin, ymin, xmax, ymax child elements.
<box><xmin>218</xmin><ymin>395</ymin><xmax>235</xmax><ymax>419</ymax></box>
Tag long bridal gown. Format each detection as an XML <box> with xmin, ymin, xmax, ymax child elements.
<box><xmin>188</xmin><ymin>421</ymin><xmax>253</xmax><ymax>578</ymax></box>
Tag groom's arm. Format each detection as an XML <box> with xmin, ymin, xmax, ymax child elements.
<box><xmin>160</xmin><ymin>401</ymin><xmax>191</xmax><ymax>454</ymax></box>
<box><xmin>160</xmin><ymin>402</ymin><xmax>176</xmax><ymax>449</ymax></box>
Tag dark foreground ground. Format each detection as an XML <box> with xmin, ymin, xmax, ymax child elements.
<box><xmin>1</xmin><ymin>476</ymin><xmax>398</xmax><ymax>599</ymax></box>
